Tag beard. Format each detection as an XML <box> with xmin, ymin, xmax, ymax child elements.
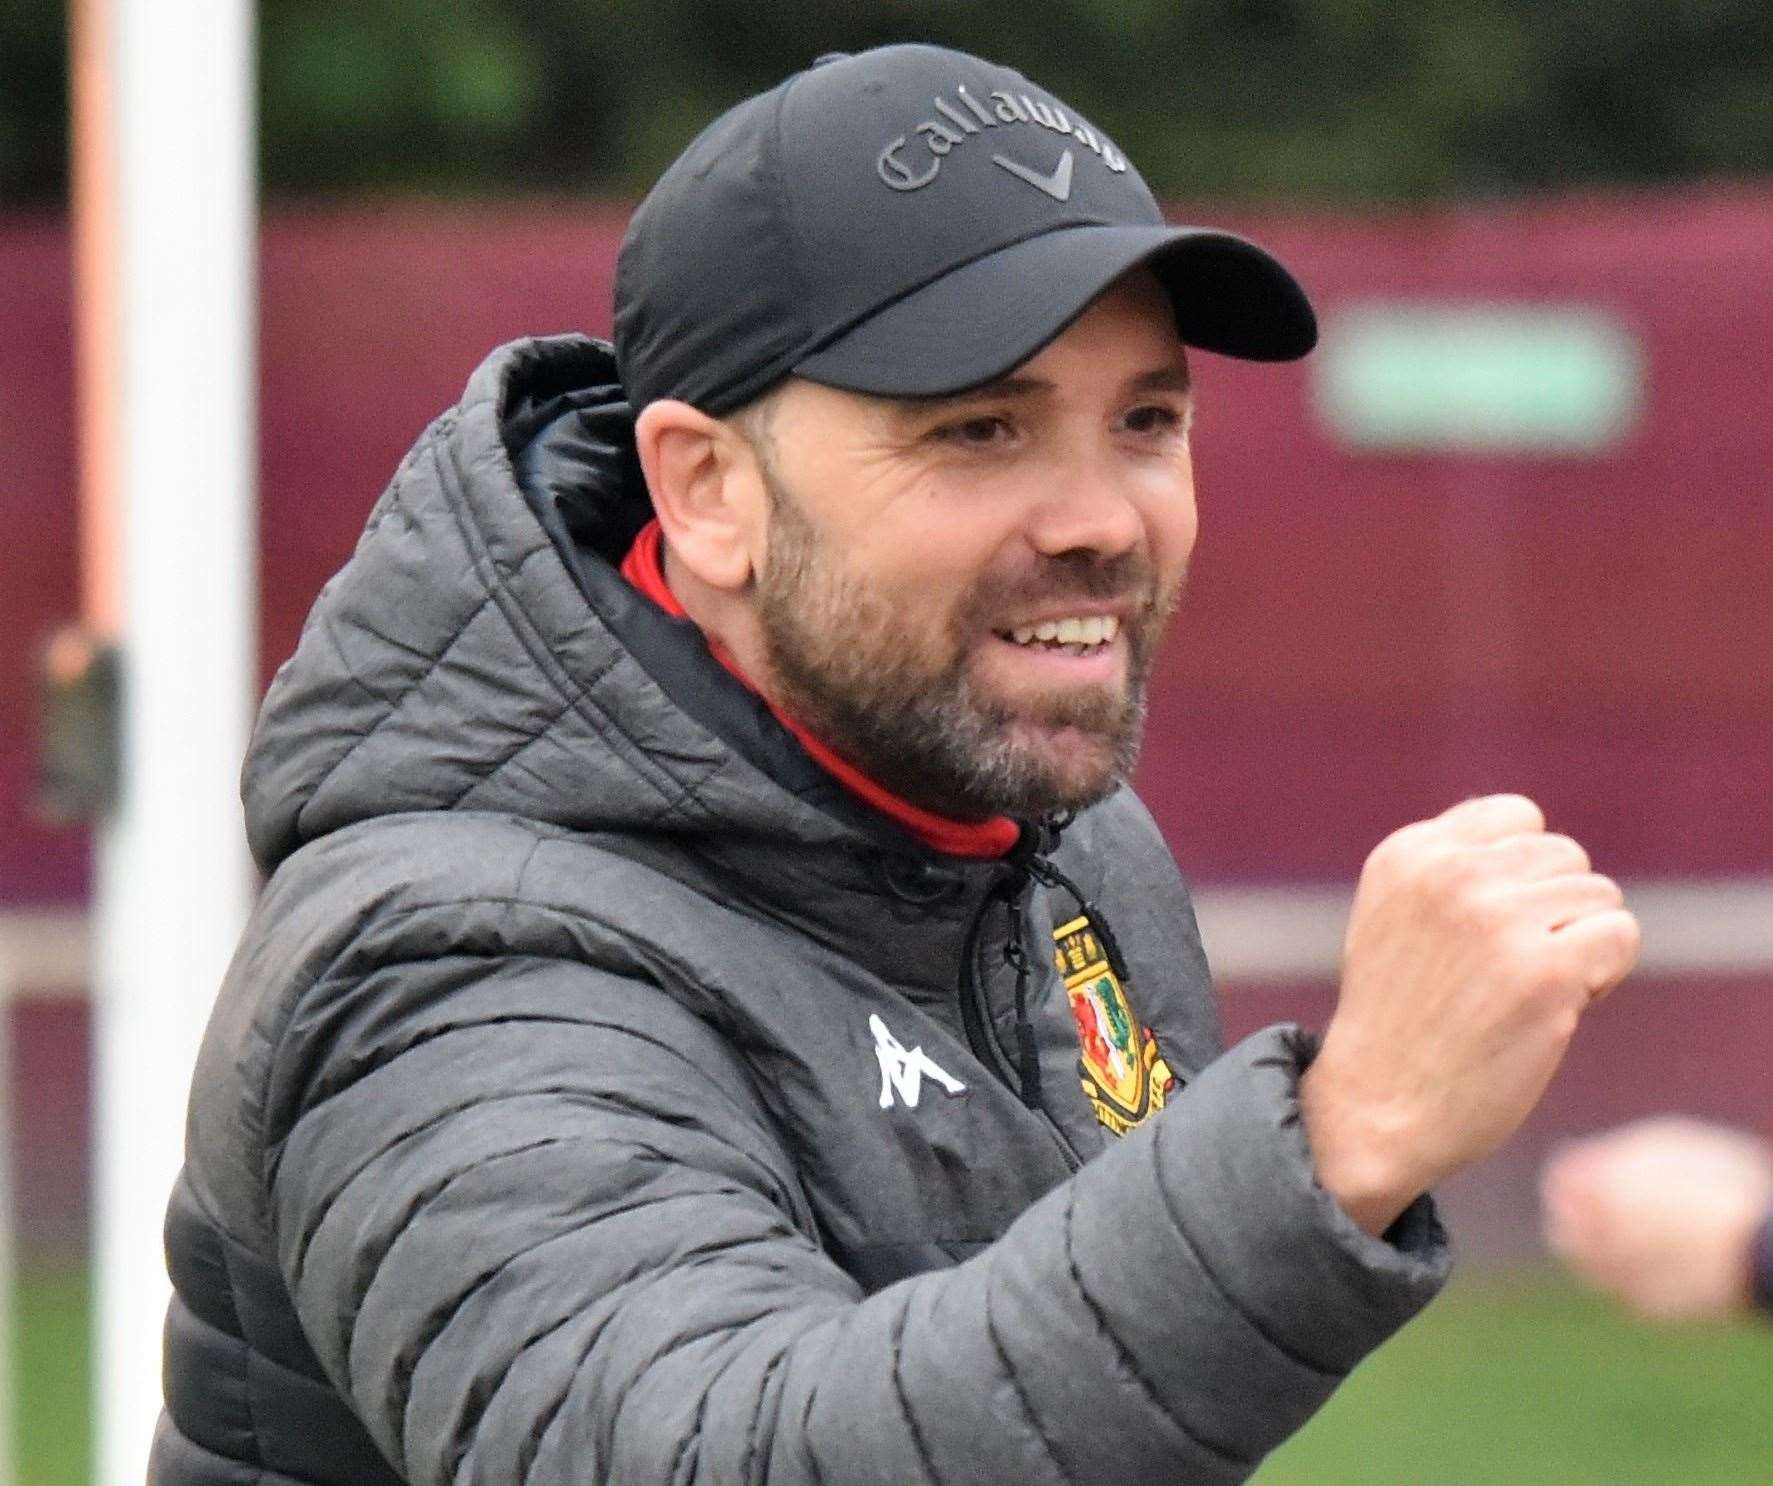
<box><xmin>754</xmin><ymin>460</ymin><xmax>1181</xmax><ymax>822</ymax></box>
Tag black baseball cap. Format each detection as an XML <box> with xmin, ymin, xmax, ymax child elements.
<box><xmin>613</xmin><ymin>43</ymin><xmax>1316</xmax><ymax>416</ymax></box>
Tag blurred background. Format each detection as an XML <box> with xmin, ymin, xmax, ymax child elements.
<box><xmin>3</xmin><ymin>2</ymin><xmax>1772</xmax><ymax>1481</ymax></box>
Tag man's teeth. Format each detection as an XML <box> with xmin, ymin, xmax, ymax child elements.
<box><xmin>1006</xmin><ymin>615</ymin><xmax>1120</xmax><ymax>647</ymax></box>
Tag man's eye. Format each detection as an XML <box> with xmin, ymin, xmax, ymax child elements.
<box><xmin>933</xmin><ymin>415</ymin><xmax>1014</xmax><ymax>447</ymax></box>
<box><xmin>1121</xmin><ymin>404</ymin><xmax>1186</xmax><ymax>436</ymax></box>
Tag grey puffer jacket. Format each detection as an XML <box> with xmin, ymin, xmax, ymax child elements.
<box><xmin>154</xmin><ymin>335</ymin><xmax>1448</xmax><ymax>1486</ymax></box>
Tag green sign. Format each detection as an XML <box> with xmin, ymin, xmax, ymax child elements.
<box><xmin>1313</xmin><ymin>302</ymin><xmax>1642</xmax><ymax>454</ymax></box>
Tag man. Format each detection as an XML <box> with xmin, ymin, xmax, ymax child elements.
<box><xmin>154</xmin><ymin>43</ymin><xmax>1639</xmax><ymax>1486</ymax></box>
<box><xmin>1543</xmin><ymin>1117</ymin><xmax>1773</xmax><ymax>1321</ymax></box>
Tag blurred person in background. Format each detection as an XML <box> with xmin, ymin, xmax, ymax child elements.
<box><xmin>152</xmin><ymin>43</ymin><xmax>1639</xmax><ymax>1486</ymax></box>
<box><xmin>1542</xmin><ymin>1118</ymin><xmax>1773</xmax><ymax>1321</ymax></box>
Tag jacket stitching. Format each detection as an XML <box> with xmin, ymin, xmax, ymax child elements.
<box><xmin>400</xmin><ymin>1147</ymin><xmax>696</xmax><ymax>1479</ymax></box>
<box><xmin>740</xmin><ymin>1344</ymin><xmax>792</xmax><ymax>1486</ymax></box>
<box><xmin>207</xmin><ymin>1235</ymin><xmax>274</xmax><ymax>1466</ymax></box>
<box><xmin>321</xmin><ymin>606</ymin><xmax>439</xmax><ymax>690</ymax></box>
<box><xmin>1148</xmin><ymin>1112</ymin><xmax>1340</xmax><ymax>1380</ymax></box>
<box><xmin>466</xmin><ymin>1306</ymin><xmax>581</xmax><ymax>1485</ymax></box>
<box><xmin>887</xmin><ymin>1299</ymin><xmax>952</xmax><ymax>1486</ymax></box>
<box><xmin>605</xmin><ymin>1299</ymin><xmax>789</xmax><ymax>1481</ymax></box>
<box><xmin>286</xmin><ymin>426</ymin><xmax>490</xmax><ymax>800</ymax></box>
<box><xmin>479</xmin><ymin>435</ymin><xmax>735</xmax><ymax>827</ymax></box>
<box><xmin>982</xmin><ymin>1274</ymin><xmax>1076</xmax><ymax>1485</ymax></box>
<box><xmin>431</xmin><ymin>426</ymin><xmax>712</xmax><ymax>817</ymax></box>
<box><xmin>255</xmin><ymin>890</ymin><xmax>760</xmax><ymax>1178</ymax></box>
<box><xmin>797</xmin><ymin>1382</ymin><xmax>829</xmax><ymax>1486</ymax></box>
<box><xmin>288</xmin><ymin>1011</ymin><xmax>691</xmax><ymax>1128</ymax></box>
<box><xmin>517</xmin><ymin>1233</ymin><xmax>797</xmax><ymax>1481</ymax></box>
<box><xmin>299</xmin><ymin>589</ymin><xmax>499</xmax><ymax>813</ymax></box>
<box><xmin>298</xmin><ymin>1084</ymin><xmax>782</xmax><ymax>1310</ymax></box>
<box><xmin>314</xmin><ymin>611</ymin><xmax>402</xmax><ymax>708</ymax></box>
<box><xmin>385</xmin><ymin>1171</ymin><xmax>795</xmax><ymax>1471</ymax></box>
<box><xmin>446</xmin><ymin>659</ymin><xmax>621</xmax><ymax>812</ymax></box>
<box><xmin>515</xmin><ymin>1301</ymin><xmax>627</xmax><ymax>1486</ymax></box>
<box><xmin>663</xmin><ymin>1388</ymin><xmax>707</xmax><ymax>1483</ymax></box>
<box><xmin>268</xmin><ymin>994</ymin><xmax>774</xmax><ymax>1167</ymax></box>
<box><xmin>1060</xmin><ymin>1185</ymin><xmax>1252</xmax><ymax>1469</ymax></box>
<box><xmin>290</xmin><ymin>1085</ymin><xmax>605</xmax><ymax>1285</ymax></box>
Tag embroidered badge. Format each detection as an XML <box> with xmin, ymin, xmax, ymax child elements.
<box><xmin>871</xmin><ymin>1014</ymin><xmax>967</xmax><ymax>1110</ymax></box>
<box><xmin>1053</xmin><ymin>915</ymin><xmax>1175</xmax><ymax>1135</ymax></box>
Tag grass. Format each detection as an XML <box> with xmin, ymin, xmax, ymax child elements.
<box><xmin>1255</xmin><ymin>1269</ymin><xmax>1773</xmax><ymax>1483</ymax></box>
<box><xmin>9</xmin><ymin>1265</ymin><xmax>1772</xmax><ymax>1484</ymax></box>
<box><xmin>15</xmin><ymin>1266</ymin><xmax>89</xmax><ymax>1486</ymax></box>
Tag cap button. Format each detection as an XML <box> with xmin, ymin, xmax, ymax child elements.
<box><xmin>810</xmin><ymin>51</ymin><xmax>850</xmax><ymax>67</ymax></box>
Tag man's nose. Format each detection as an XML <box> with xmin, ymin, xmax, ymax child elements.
<box><xmin>1023</xmin><ymin>460</ymin><xmax>1145</xmax><ymax>561</ymax></box>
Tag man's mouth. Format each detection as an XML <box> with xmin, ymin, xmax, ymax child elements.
<box><xmin>995</xmin><ymin>614</ymin><xmax>1122</xmax><ymax>658</ymax></box>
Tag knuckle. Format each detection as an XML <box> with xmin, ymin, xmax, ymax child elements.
<box><xmin>1366</xmin><ymin>829</ymin><xmax>1443</xmax><ymax>892</ymax></box>
<box><xmin>1491</xmin><ymin>792</ymin><xmax>1547</xmax><ymax>832</ymax></box>
<box><xmin>1370</xmin><ymin>821</ymin><xmax>1428</xmax><ymax>868</ymax></box>
<box><xmin>1595</xmin><ymin>905</ymin><xmax>1640</xmax><ymax>951</ymax></box>
<box><xmin>1546</xmin><ymin>833</ymin><xmax>1592</xmax><ymax>871</ymax></box>
<box><xmin>1424</xmin><ymin>843</ymin><xmax>1481</xmax><ymax>894</ymax></box>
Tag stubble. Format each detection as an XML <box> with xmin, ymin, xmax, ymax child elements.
<box><xmin>753</xmin><ymin>459</ymin><xmax>1180</xmax><ymax>821</ymax></box>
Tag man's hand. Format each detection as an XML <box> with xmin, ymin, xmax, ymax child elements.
<box><xmin>1541</xmin><ymin>1118</ymin><xmax>1773</xmax><ymax>1320</ymax></box>
<box><xmin>1300</xmin><ymin>794</ymin><xmax>1640</xmax><ymax>1236</ymax></box>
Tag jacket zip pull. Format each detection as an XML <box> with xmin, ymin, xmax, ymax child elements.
<box><xmin>1001</xmin><ymin>888</ymin><xmax>1042</xmax><ymax>1108</ymax></box>
<box><xmin>1028</xmin><ymin>855</ymin><xmax>1135</xmax><ymax>985</ymax></box>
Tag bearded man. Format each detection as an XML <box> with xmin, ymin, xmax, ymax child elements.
<box><xmin>154</xmin><ymin>43</ymin><xmax>1640</xmax><ymax>1486</ymax></box>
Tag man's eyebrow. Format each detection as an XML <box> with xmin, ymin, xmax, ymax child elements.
<box><xmin>1125</xmin><ymin>364</ymin><xmax>1193</xmax><ymax>396</ymax></box>
<box><xmin>905</xmin><ymin>375</ymin><xmax>1052</xmax><ymax>411</ymax></box>
<box><xmin>882</xmin><ymin>362</ymin><xmax>1192</xmax><ymax>425</ymax></box>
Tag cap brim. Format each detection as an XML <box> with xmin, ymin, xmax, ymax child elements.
<box><xmin>793</xmin><ymin>223</ymin><xmax>1316</xmax><ymax>400</ymax></box>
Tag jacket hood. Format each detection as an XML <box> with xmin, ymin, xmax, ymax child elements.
<box><xmin>243</xmin><ymin>335</ymin><xmax>909</xmax><ymax>876</ymax></box>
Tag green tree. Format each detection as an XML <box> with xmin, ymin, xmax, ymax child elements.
<box><xmin>6</xmin><ymin>0</ymin><xmax>1771</xmax><ymax>206</ymax></box>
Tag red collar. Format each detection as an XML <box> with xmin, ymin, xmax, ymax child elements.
<box><xmin>619</xmin><ymin>520</ymin><xmax>1019</xmax><ymax>859</ymax></box>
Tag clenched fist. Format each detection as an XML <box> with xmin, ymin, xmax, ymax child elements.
<box><xmin>1301</xmin><ymin>794</ymin><xmax>1640</xmax><ymax>1236</ymax></box>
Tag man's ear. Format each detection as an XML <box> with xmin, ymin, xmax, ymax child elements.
<box><xmin>633</xmin><ymin>399</ymin><xmax>766</xmax><ymax>592</ymax></box>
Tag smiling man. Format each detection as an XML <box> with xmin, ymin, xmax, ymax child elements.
<box><xmin>641</xmin><ymin>271</ymin><xmax>1194</xmax><ymax>828</ymax></box>
<box><xmin>155</xmin><ymin>43</ymin><xmax>1639</xmax><ymax>1486</ymax></box>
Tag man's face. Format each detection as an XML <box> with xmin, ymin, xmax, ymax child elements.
<box><xmin>747</xmin><ymin>270</ymin><xmax>1198</xmax><ymax>821</ymax></box>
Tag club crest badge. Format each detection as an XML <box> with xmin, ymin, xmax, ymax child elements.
<box><xmin>1053</xmin><ymin>914</ymin><xmax>1175</xmax><ymax>1136</ymax></box>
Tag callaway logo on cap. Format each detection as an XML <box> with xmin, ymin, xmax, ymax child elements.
<box><xmin>872</xmin><ymin>76</ymin><xmax>1131</xmax><ymax>194</ymax></box>
<box><xmin>613</xmin><ymin>43</ymin><xmax>1316</xmax><ymax>416</ymax></box>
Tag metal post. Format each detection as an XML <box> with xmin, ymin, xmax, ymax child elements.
<box><xmin>81</xmin><ymin>2</ymin><xmax>260</xmax><ymax>1482</ymax></box>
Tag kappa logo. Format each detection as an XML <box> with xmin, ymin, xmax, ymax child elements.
<box><xmin>876</xmin><ymin>81</ymin><xmax>1128</xmax><ymax>193</ymax></box>
<box><xmin>870</xmin><ymin>1013</ymin><xmax>966</xmax><ymax>1110</ymax></box>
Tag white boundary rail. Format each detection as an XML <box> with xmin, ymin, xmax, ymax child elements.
<box><xmin>8</xmin><ymin>875</ymin><xmax>1770</xmax><ymax>1006</ymax></box>
<box><xmin>1191</xmin><ymin>875</ymin><xmax>1773</xmax><ymax>985</ymax></box>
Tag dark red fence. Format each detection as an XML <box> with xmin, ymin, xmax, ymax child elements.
<box><xmin>3</xmin><ymin>193</ymin><xmax>1770</xmax><ymax>1252</ymax></box>
<box><xmin>5</xmin><ymin>191</ymin><xmax>1770</xmax><ymax>900</ymax></box>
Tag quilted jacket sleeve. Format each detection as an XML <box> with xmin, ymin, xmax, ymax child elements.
<box><xmin>268</xmin><ymin>952</ymin><xmax>1447</xmax><ymax>1486</ymax></box>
